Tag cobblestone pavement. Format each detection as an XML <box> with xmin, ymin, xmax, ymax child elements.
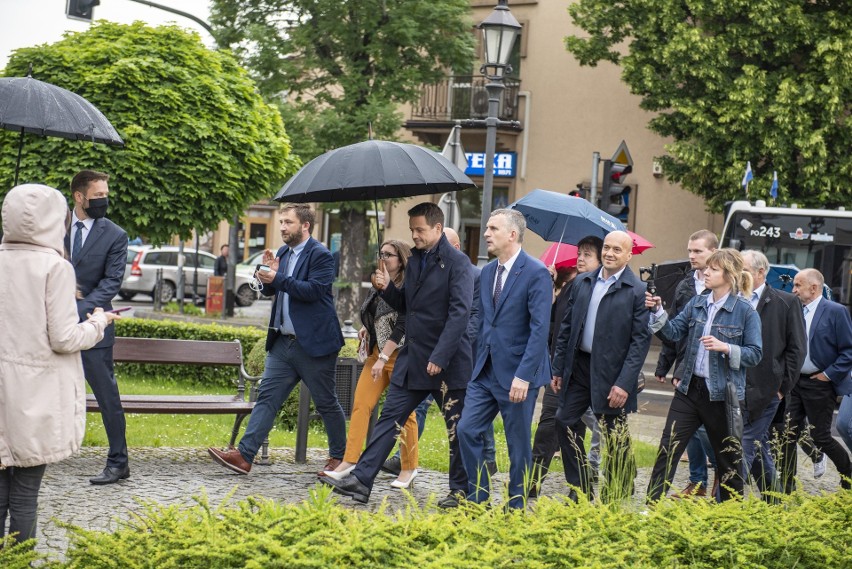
<box><xmin>36</xmin><ymin>420</ymin><xmax>843</xmax><ymax>560</ymax></box>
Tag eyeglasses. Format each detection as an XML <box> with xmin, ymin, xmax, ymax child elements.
<box><xmin>378</xmin><ymin>252</ymin><xmax>398</xmax><ymax>259</ymax></box>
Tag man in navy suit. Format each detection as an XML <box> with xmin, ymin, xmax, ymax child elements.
<box><xmin>67</xmin><ymin>170</ymin><xmax>129</xmax><ymax>485</ymax></box>
<box><xmin>322</xmin><ymin>202</ymin><xmax>474</xmax><ymax>507</ymax></box>
<box><xmin>209</xmin><ymin>204</ymin><xmax>346</xmax><ymax>476</ymax></box>
<box><xmin>551</xmin><ymin>230</ymin><xmax>651</xmax><ymax>500</ymax></box>
<box><xmin>457</xmin><ymin>209</ymin><xmax>552</xmax><ymax>509</ymax></box>
<box><xmin>786</xmin><ymin>268</ymin><xmax>852</xmax><ymax>490</ymax></box>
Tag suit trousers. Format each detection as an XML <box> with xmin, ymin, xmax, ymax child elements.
<box><xmin>768</xmin><ymin>397</ymin><xmax>821</xmax><ymax>494</ymax></box>
<box><xmin>343</xmin><ymin>347</ymin><xmax>418</xmax><ymax>470</ymax></box>
<box><xmin>458</xmin><ymin>359</ymin><xmax>538</xmax><ymax>508</ymax></box>
<box><xmin>742</xmin><ymin>396</ymin><xmax>781</xmax><ymax>494</ymax></box>
<box><xmin>240</xmin><ymin>335</ymin><xmax>346</xmax><ymax>462</ymax></box>
<box><xmin>82</xmin><ymin>347</ymin><xmax>128</xmax><ymax>468</ymax></box>
<box><xmin>555</xmin><ymin>351</ymin><xmax>635</xmax><ymax>499</ymax></box>
<box><xmin>532</xmin><ymin>385</ymin><xmax>559</xmax><ymax>467</ymax></box>
<box><xmin>784</xmin><ymin>376</ymin><xmax>852</xmax><ymax>490</ymax></box>
<box><xmin>646</xmin><ymin>377</ymin><xmax>744</xmax><ymax>502</ymax></box>
<box><xmin>0</xmin><ymin>464</ymin><xmax>46</xmax><ymax>545</ymax></box>
<box><xmin>352</xmin><ymin>382</ymin><xmax>467</xmax><ymax>493</ymax></box>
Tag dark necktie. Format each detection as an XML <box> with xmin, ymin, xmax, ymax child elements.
<box><xmin>802</xmin><ymin>305</ymin><xmax>809</xmax><ymax>334</ymax></box>
<box><xmin>493</xmin><ymin>264</ymin><xmax>505</xmax><ymax>307</ymax></box>
<box><xmin>72</xmin><ymin>221</ymin><xmax>84</xmax><ymax>259</ymax></box>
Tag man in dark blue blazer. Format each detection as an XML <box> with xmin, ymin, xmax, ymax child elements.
<box><xmin>551</xmin><ymin>230</ymin><xmax>651</xmax><ymax>500</ymax></box>
<box><xmin>67</xmin><ymin>170</ymin><xmax>129</xmax><ymax>485</ymax></box>
<box><xmin>322</xmin><ymin>202</ymin><xmax>474</xmax><ymax>507</ymax></box>
<box><xmin>786</xmin><ymin>268</ymin><xmax>852</xmax><ymax>490</ymax></box>
<box><xmin>209</xmin><ymin>204</ymin><xmax>346</xmax><ymax>476</ymax></box>
<box><xmin>457</xmin><ymin>209</ymin><xmax>552</xmax><ymax>509</ymax></box>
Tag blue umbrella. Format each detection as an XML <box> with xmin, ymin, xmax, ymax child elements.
<box><xmin>766</xmin><ymin>263</ymin><xmax>832</xmax><ymax>299</ymax></box>
<box><xmin>509</xmin><ymin>189</ymin><xmax>625</xmax><ymax>244</ymax></box>
<box><xmin>766</xmin><ymin>264</ymin><xmax>799</xmax><ymax>291</ymax></box>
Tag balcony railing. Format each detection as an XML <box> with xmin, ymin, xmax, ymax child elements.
<box><xmin>410</xmin><ymin>75</ymin><xmax>521</xmax><ymax>122</ymax></box>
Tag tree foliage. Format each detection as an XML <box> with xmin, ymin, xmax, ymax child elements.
<box><xmin>0</xmin><ymin>22</ymin><xmax>298</xmax><ymax>243</ymax></box>
<box><xmin>211</xmin><ymin>0</ymin><xmax>475</xmax><ymax>155</ymax></box>
<box><xmin>210</xmin><ymin>0</ymin><xmax>475</xmax><ymax>320</ymax></box>
<box><xmin>565</xmin><ymin>0</ymin><xmax>852</xmax><ymax>211</ymax></box>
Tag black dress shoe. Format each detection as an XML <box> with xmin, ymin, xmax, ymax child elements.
<box><xmin>380</xmin><ymin>455</ymin><xmax>401</xmax><ymax>476</ymax></box>
<box><xmin>320</xmin><ymin>473</ymin><xmax>371</xmax><ymax>504</ymax></box>
<box><xmin>437</xmin><ymin>490</ymin><xmax>466</xmax><ymax>509</ymax></box>
<box><xmin>90</xmin><ymin>465</ymin><xmax>130</xmax><ymax>485</ymax></box>
<box><xmin>485</xmin><ymin>460</ymin><xmax>498</xmax><ymax>477</ymax></box>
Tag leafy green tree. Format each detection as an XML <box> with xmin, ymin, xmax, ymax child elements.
<box><xmin>0</xmin><ymin>21</ymin><xmax>298</xmax><ymax>243</ymax></box>
<box><xmin>210</xmin><ymin>0</ymin><xmax>475</xmax><ymax>320</ymax></box>
<box><xmin>565</xmin><ymin>0</ymin><xmax>852</xmax><ymax>211</ymax></box>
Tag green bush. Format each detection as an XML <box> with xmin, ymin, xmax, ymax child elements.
<box><xmin>114</xmin><ymin>319</ymin><xmax>265</xmax><ymax>388</ymax></box>
<box><xmin>55</xmin><ymin>488</ymin><xmax>852</xmax><ymax>568</ymax></box>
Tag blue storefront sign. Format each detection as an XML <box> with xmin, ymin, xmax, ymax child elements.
<box><xmin>465</xmin><ymin>152</ymin><xmax>517</xmax><ymax>178</ymax></box>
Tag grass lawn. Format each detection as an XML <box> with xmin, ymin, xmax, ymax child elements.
<box><xmin>85</xmin><ymin>374</ymin><xmax>658</xmax><ymax>471</ymax></box>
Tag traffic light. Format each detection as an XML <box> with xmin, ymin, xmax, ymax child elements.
<box><xmin>569</xmin><ymin>184</ymin><xmax>587</xmax><ymax>200</ymax></box>
<box><xmin>66</xmin><ymin>0</ymin><xmax>100</xmax><ymax>22</ymax></box>
<box><xmin>600</xmin><ymin>159</ymin><xmax>632</xmax><ymax>223</ymax></box>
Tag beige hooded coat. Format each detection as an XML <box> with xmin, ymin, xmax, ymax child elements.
<box><xmin>0</xmin><ymin>184</ymin><xmax>107</xmax><ymax>468</ymax></box>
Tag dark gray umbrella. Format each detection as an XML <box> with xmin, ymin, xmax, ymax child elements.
<box><xmin>274</xmin><ymin>140</ymin><xmax>475</xmax><ymax>204</ymax></box>
<box><xmin>0</xmin><ymin>72</ymin><xmax>124</xmax><ymax>185</ymax></box>
<box><xmin>273</xmin><ymin>139</ymin><xmax>476</xmax><ymax>248</ymax></box>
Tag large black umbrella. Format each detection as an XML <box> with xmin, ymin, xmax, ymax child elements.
<box><xmin>274</xmin><ymin>139</ymin><xmax>475</xmax><ymax>203</ymax></box>
<box><xmin>273</xmin><ymin>139</ymin><xmax>476</xmax><ymax>248</ymax></box>
<box><xmin>0</xmin><ymin>71</ymin><xmax>124</xmax><ymax>185</ymax></box>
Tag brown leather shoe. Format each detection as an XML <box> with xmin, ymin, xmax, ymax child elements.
<box><xmin>208</xmin><ymin>447</ymin><xmax>251</xmax><ymax>474</ymax></box>
<box><xmin>670</xmin><ymin>481</ymin><xmax>706</xmax><ymax>499</ymax></box>
<box><xmin>318</xmin><ymin>457</ymin><xmax>342</xmax><ymax>477</ymax></box>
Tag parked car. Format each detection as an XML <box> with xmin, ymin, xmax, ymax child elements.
<box><xmin>120</xmin><ymin>246</ymin><xmax>259</xmax><ymax>306</ymax></box>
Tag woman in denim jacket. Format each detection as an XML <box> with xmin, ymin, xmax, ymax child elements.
<box><xmin>645</xmin><ymin>249</ymin><xmax>762</xmax><ymax>502</ymax></box>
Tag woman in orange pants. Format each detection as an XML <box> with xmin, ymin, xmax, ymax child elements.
<box><xmin>324</xmin><ymin>240</ymin><xmax>419</xmax><ymax>488</ymax></box>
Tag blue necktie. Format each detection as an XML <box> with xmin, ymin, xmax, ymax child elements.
<box><xmin>72</xmin><ymin>221</ymin><xmax>84</xmax><ymax>259</ymax></box>
<box><xmin>493</xmin><ymin>265</ymin><xmax>505</xmax><ymax>307</ymax></box>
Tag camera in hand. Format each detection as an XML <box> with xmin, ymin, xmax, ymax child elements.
<box><xmin>639</xmin><ymin>263</ymin><xmax>658</xmax><ymax>296</ymax></box>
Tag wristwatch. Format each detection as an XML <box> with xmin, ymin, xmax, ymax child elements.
<box><xmin>378</xmin><ymin>353</ymin><xmax>390</xmax><ymax>362</ymax></box>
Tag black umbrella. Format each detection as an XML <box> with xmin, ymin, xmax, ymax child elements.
<box><xmin>0</xmin><ymin>70</ymin><xmax>124</xmax><ymax>185</ymax></box>
<box><xmin>273</xmin><ymin>139</ymin><xmax>476</xmax><ymax>247</ymax></box>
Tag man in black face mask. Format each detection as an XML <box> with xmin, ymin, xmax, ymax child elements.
<box><xmin>67</xmin><ymin>170</ymin><xmax>130</xmax><ymax>485</ymax></box>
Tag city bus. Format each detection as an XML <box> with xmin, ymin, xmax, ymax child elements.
<box><xmin>721</xmin><ymin>200</ymin><xmax>852</xmax><ymax>308</ymax></box>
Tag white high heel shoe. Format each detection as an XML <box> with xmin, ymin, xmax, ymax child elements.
<box><xmin>390</xmin><ymin>469</ymin><xmax>418</xmax><ymax>489</ymax></box>
<box><xmin>323</xmin><ymin>464</ymin><xmax>355</xmax><ymax>480</ymax></box>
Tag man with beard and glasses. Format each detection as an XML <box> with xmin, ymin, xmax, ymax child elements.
<box><xmin>209</xmin><ymin>204</ymin><xmax>347</xmax><ymax>478</ymax></box>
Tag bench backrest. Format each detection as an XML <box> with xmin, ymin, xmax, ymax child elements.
<box><xmin>113</xmin><ymin>337</ymin><xmax>243</xmax><ymax>366</ymax></box>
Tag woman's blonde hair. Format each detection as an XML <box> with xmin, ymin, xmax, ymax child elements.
<box><xmin>706</xmin><ymin>248</ymin><xmax>753</xmax><ymax>298</ymax></box>
<box><xmin>381</xmin><ymin>239</ymin><xmax>412</xmax><ymax>287</ymax></box>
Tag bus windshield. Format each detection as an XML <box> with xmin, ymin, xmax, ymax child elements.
<box><xmin>721</xmin><ymin>204</ymin><xmax>852</xmax><ymax>307</ymax></box>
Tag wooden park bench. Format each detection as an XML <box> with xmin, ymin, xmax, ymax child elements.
<box><xmin>85</xmin><ymin>337</ymin><xmax>268</xmax><ymax>461</ymax></box>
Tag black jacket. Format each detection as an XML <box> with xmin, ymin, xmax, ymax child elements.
<box><xmin>745</xmin><ymin>286</ymin><xmax>806</xmax><ymax>417</ymax></box>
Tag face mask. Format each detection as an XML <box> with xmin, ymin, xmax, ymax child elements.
<box><xmin>84</xmin><ymin>197</ymin><xmax>109</xmax><ymax>219</ymax></box>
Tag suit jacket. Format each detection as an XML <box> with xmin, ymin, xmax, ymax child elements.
<box><xmin>467</xmin><ymin>264</ymin><xmax>482</xmax><ymax>362</ymax></box>
<box><xmin>745</xmin><ymin>286</ymin><xmax>806</xmax><ymax>417</ymax></box>
<box><xmin>807</xmin><ymin>298</ymin><xmax>852</xmax><ymax>396</ymax></box>
<box><xmin>66</xmin><ymin>217</ymin><xmax>127</xmax><ymax>349</ymax></box>
<box><xmin>472</xmin><ymin>250</ymin><xmax>552</xmax><ymax>390</ymax></box>
<box><xmin>552</xmin><ymin>266</ymin><xmax>652</xmax><ymax>414</ymax></box>
<box><xmin>261</xmin><ymin>237</ymin><xmax>344</xmax><ymax>357</ymax></box>
<box><xmin>381</xmin><ymin>234</ymin><xmax>474</xmax><ymax>390</ymax></box>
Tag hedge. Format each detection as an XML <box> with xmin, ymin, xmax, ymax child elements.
<box><xmin>26</xmin><ymin>487</ymin><xmax>850</xmax><ymax>568</ymax></box>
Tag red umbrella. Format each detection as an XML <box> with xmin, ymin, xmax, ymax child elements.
<box><xmin>628</xmin><ymin>231</ymin><xmax>655</xmax><ymax>254</ymax></box>
<box><xmin>540</xmin><ymin>242</ymin><xmax>578</xmax><ymax>270</ymax></box>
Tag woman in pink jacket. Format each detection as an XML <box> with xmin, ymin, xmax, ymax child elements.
<box><xmin>0</xmin><ymin>184</ymin><xmax>118</xmax><ymax>546</ymax></box>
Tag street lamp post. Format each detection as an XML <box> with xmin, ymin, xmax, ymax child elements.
<box><xmin>472</xmin><ymin>1</ymin><xmax>522</xmax><ymax>267</ymax></box>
